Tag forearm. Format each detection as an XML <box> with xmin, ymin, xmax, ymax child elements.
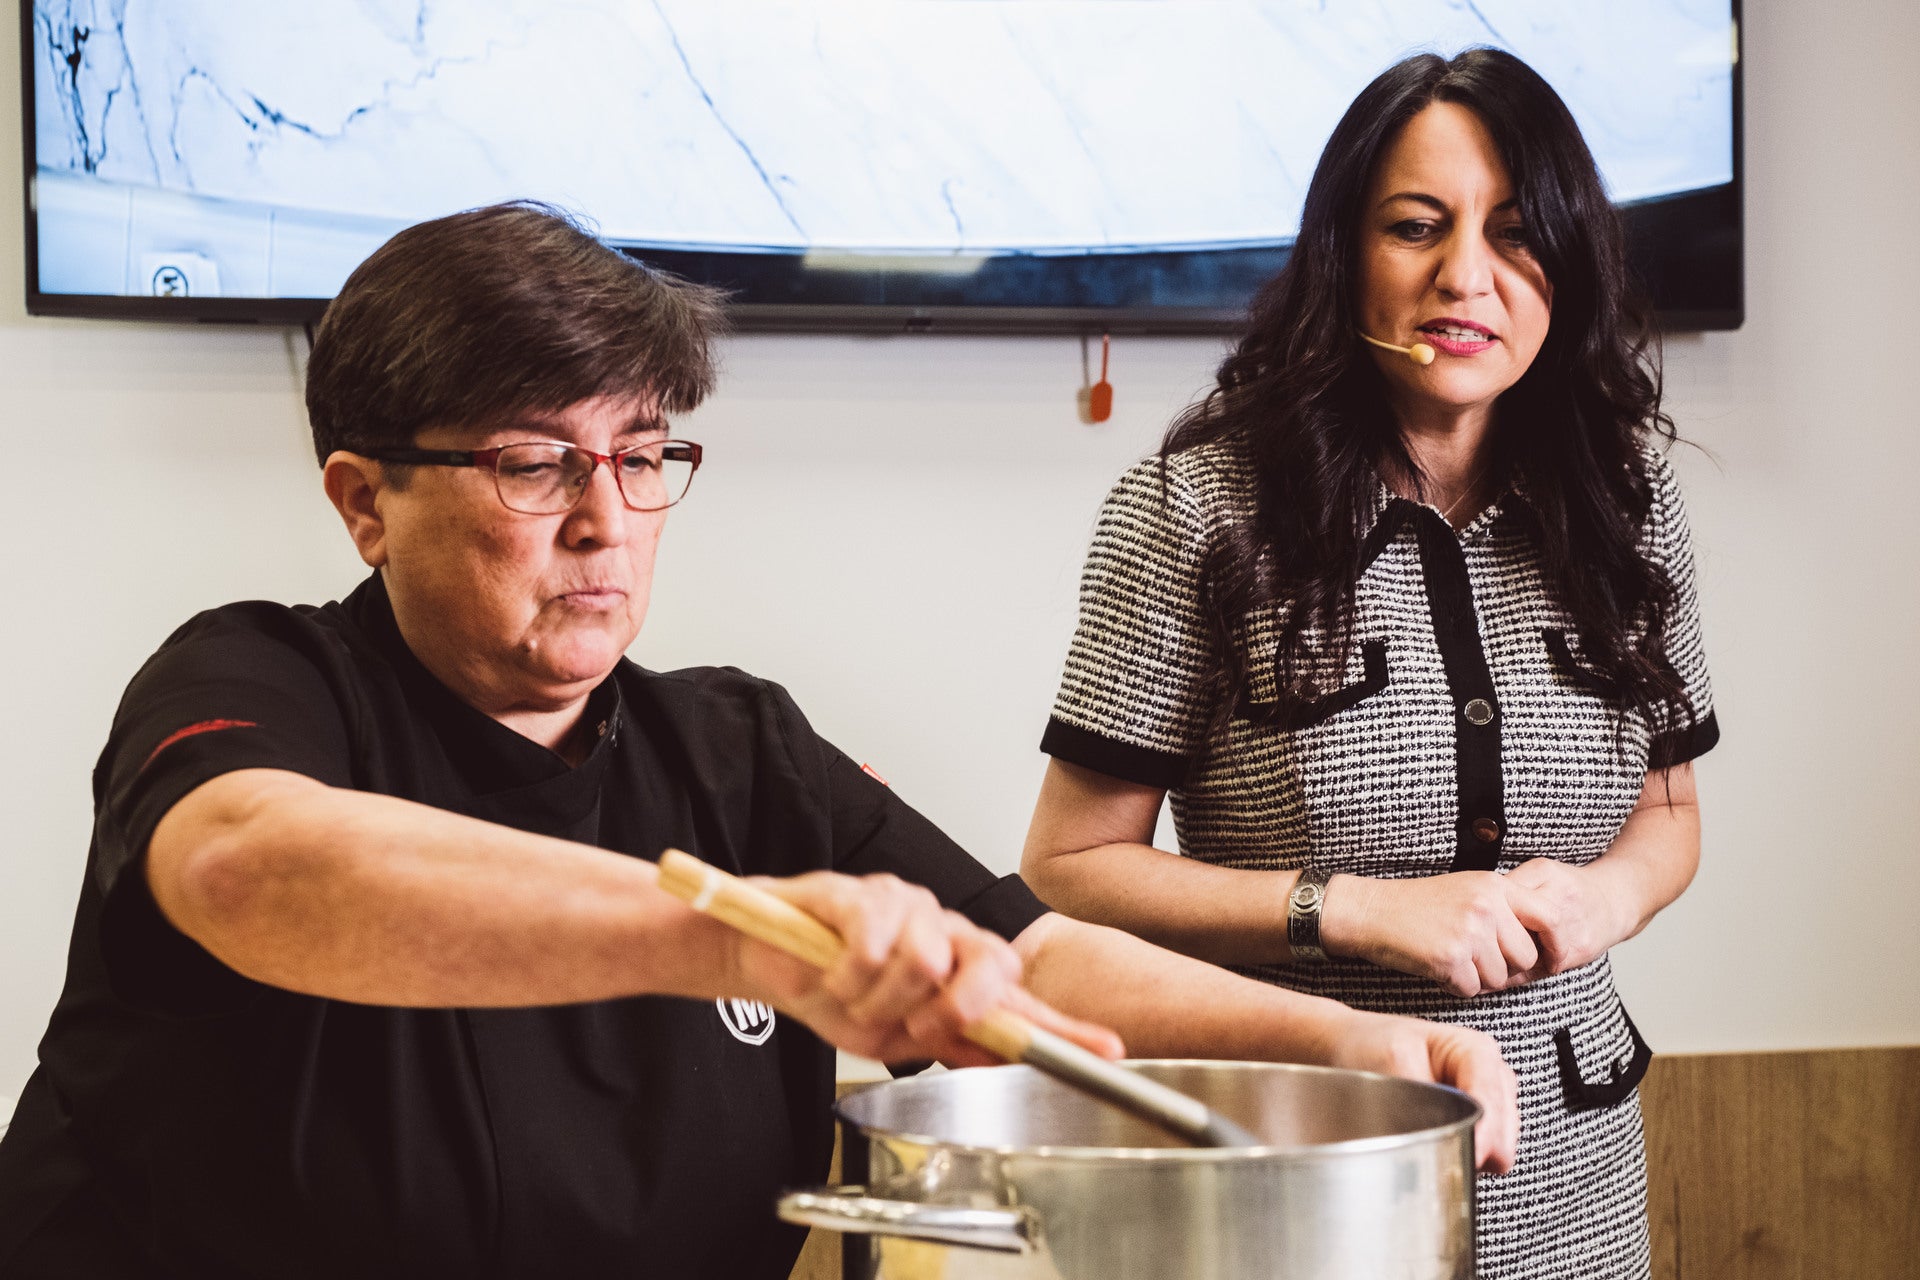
<box><xmin>1027</xmin><ymin>841</ymin><xmax>1306</xmax><ymax>967</ymax></box>
<box><xmin>1013</xmin><ymin>911</ymin><xmax>1354</xmax><ymax>1062</ymax></box>
<box><xmin>149</xmin><ymin>769</ymin><xmax>737</xmax><ymax>1007</ymax></box>
<box><xmin>1024</xmin><ymin>758</ymin><xmax>1303</xmax><ymax>967</ymax></box>
<box><xmin>1581</xmin><ymin>792</ymin><xmax>1700</xmax><ymax>945</ymax></box>
<box><xmin>1016</xmin><ymin>912</ymin><xmax>1522</xmax><ymax>1172</ymax></box>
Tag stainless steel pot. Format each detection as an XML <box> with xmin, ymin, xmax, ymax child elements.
<box><xmin>782</xmin><ymin>1060</ymin><xmax>1476</xmax><ymax>1280</ymax></box>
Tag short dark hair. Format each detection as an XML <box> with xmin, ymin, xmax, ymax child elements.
<box><xmin>305</xmin><ymin>201</ymin><xmax>727</xmax><ymax>465</ymax></box>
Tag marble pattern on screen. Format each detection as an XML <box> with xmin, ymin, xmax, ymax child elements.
<box><xmin>32</xmin><ymin>0</ymin><xmax>1733</xmax><ymax>253</ymax></box>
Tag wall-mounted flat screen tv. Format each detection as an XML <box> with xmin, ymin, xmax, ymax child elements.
<box><xmin>23</xmin><ymin>1</ymin><xmax>1740</xmax><ymax>332</ymax></box>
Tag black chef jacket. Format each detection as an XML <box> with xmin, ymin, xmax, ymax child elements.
<box><xmin>0</xmin><ymin>573</ymin><xmax>1047</xmax><ymax>1279</ymax></box>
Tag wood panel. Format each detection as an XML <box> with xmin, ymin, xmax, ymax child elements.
<box><xmin>1640</xmin><ymin>1046</ymin><xmax>1920</xmax><ymax>1280</ymax></box>
<box><xmin>789</xmin><ymin>1213</ymin><xmax>840</xmax><ymax>1280</ymax></box>
<box><xmin>788</xmin><ymin>1101</ymin><xmax>850</xmax><ymax>1280</ymax></box>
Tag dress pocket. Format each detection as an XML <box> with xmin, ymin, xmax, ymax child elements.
<box><xmin>1553</xmin><ymin>999</ymin><xmax>1652</xmax><ymax>1111</ymax></box>
<box><xmin>1542</xmin><ymin>627</ymin><xmax>1614</xmax><ymax>696</ymax></box>
<box><xmin>1234</xmin><ymin>640</ymin><xmax>1389</xmax><ymax>730</ymax></box>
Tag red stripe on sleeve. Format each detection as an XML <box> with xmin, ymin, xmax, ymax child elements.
<box><xmin>140</xmin><ymin>719</ymin><xmax>260</xmax><ymax>771</ymax></box>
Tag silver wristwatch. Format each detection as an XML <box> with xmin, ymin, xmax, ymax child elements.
<box><xmin>1287</xmin><ymin>867</ymin><xmax>1335</xmax><ymax>963</ymax></box>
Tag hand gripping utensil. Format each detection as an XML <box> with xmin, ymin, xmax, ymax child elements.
<box><xmin>656</xmin><ymin>849</ymin><xmax>1261</xmax><ymax>1149</ymax></box>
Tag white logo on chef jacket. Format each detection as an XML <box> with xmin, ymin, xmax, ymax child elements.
<box><xmin>717</xmin><ymin>997</ymin><xmax>777</xmax><ymax>1045</ymax></box>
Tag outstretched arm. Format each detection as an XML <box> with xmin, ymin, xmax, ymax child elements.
<box><xmin>147</xmin><ymin>768</ymin><xmax>1117</xmax><ymax>1066</ymax></box>
<box><xmin>154</xmin><ymin>767</ymin><xmax>1516</xmax><ymax>1168</ymax></box>
<box><xmin>1012</xmin><ymin>910</ymin><xmax>1518</xmax><ymax>1173</ymax></box>
<box><xmin>150</xmin><ymin>769</ymin><xmax>728</xmax><ymax>1008</ymax></box>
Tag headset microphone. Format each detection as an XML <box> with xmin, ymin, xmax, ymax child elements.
<box><xmin>1359</xmin><ymin>332</ymin><xmax>1436</xmax><ymax>366</ymax></box>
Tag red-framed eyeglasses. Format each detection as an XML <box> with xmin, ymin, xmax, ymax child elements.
<box><xmin>365</xmin><ymin>439</ymin><xmax>704</xmax><ymax>515</ymax></box>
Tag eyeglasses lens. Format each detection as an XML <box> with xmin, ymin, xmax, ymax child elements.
<box><xmin>613</xmin><ymin>444</ymin><xmax>696</xmax><ymax>511</ymax></box>
<box><xmin>492</xmin><ymin>443</ymin><xmax>694</xmax><ymax>515</ymax></box>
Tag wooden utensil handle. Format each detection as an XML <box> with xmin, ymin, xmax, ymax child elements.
<box><xmin>657</xmin><ymin>849</ymin><xmax>845</xmax><ymax>969</ymax></box>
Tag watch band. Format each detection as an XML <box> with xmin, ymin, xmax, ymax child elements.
<box><xmin>1287</xmin><ymin>867</ymin><xmax>1335</xmax><ymax>963</ymax></box>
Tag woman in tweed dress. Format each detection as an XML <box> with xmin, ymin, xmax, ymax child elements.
<box><xmin>1023</xmin><ymin>50</ymin><xmax>1715</xmax><ymax>1280</ymax></box>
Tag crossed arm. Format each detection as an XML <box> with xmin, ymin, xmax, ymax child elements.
<box><xmin>147</xmin><ymin>767</ymin><xmax>1517</xmax><ymax>1169</ymax></box>
<box><xmin>1021</xmin><ymin>756</ymin><xmax>1700</xmax><ymax>998</ymax></box>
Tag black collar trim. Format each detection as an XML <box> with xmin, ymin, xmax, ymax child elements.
<box><xmin>342</xmin><ymin>573</ymin><xmax>624</xmax><ymax>810</ymax></box>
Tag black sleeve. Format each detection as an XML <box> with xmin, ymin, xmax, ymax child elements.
<box><xmin>822</xmin><ymin>751</ymin><xmax>1049</xmax><ymax>1083</ymax></box>
<box><xmin>757</xmin><ymin>678</ymin><xmax>1048</xmax><ymax>943</ymax></box>
<box><xmin>823</xmin><ymin>751</ymin><xmax>1049</xmax><ymax>942</ymax></box>
<box><xmin>91</xmin><ymin>607</ymin><xmax>356</xmax><ymax>1016</ymax></box>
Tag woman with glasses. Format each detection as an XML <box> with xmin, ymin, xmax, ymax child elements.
<box><xmin>0</xmin><ymin>202</ymin><xmax>1515</xmax><ymax>1280</ymax></box>
<box><xmin>1024</xmin><ymin>50</ymin><xmax>1716</xmax><ymax>1279</ymax></box>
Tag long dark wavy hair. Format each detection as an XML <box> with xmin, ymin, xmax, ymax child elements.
<box><xmin>1166</xmin><ymin>47</ymin><xmax>1691</xmax><ymax>749</ymax></box>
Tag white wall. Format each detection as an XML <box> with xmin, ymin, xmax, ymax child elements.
<box><xmin>3</xmin><ymin>0</ymin><xmax>1916</xmax><ymax>1106</ymax></box>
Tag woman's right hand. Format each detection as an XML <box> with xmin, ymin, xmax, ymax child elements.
<box><xmin>1322</xmin><ymin>871</ymin><xmax>1541</xmax><ymax>997</ymax></box>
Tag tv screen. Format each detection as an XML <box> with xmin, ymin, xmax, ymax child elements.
<box><xmin>23</xmin><ymin>1</ymin><xmax>1740</xmax><ymax>332</ymax></box>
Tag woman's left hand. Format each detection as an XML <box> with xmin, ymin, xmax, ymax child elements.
<box><xmin>1500</xmin><ymin>859</ymin><xmax>1629</xmax><ymax>979</ymax></box>
<box><xmin>1323</xmin><ymin>1009</ymin><xmax>1518</xmax><ymax>1173</ymax></box>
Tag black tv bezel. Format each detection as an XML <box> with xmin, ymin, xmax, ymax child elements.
<box><xmin>18</xmin><ymin>0</ymin><xmax>1742</xmax><ymax>333</ymax></box>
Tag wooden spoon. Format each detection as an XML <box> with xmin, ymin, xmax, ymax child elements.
<box><xmin>657</xmin><ymin>849</ymin><xmax>1260</xmax><ymax>1149</ymax></box>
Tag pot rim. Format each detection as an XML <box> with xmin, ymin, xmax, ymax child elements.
<box><xmin>834</xmin><ymin>1059</ymin><xmax>1480</xmax><ymax>1164</ymax></box>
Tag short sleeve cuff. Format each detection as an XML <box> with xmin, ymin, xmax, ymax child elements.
<box><xmin>955</xmin><ymin>874</ymin><xmax>1050</xmax><ymax>942</ymax></box>
<box><xmin>1040</xmin><ymin>716</ymin><xmax>1190</xmax><ymax>790</ymax></box>
<box><xmin>1649</xmin><ymin>708</ymin><xmax>1720</xmax><ymax>769</ymax></box>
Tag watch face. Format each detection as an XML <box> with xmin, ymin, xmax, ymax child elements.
<box><xmin>1291</xmin><ymin>883</ymin><xmax>1322</xmax><ymax>910</ymax></box>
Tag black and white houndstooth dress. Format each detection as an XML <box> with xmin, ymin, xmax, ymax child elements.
<box><xmin>1041</xmin><ymin>438</ymin><xmax>1717</xmax><ymax>1280</ymax></box>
